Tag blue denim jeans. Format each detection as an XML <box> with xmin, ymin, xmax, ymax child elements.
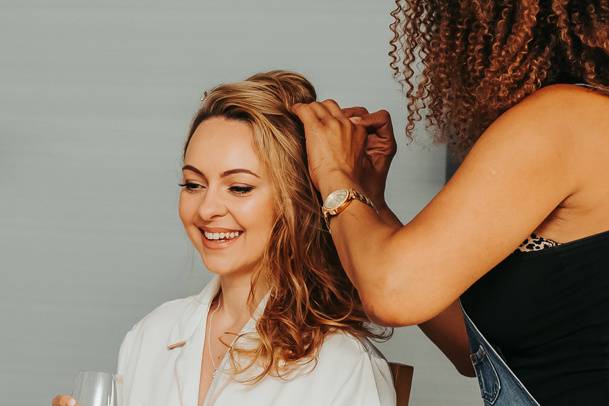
<box><xmin>461</xmin><ymin>303</ymin><xmax>540</xmax><ymax>405</ymax></box>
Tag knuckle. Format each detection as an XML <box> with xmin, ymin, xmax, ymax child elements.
<box><xmin>327</xmin><ymin>118</ymin><xmax>341</xmax><ymax>129</ymax></box>
<box><xmin>299</xmin><ymin>103</ymin><xmax>312</xmax><ymax>110</ymax></box>
<box><xmin>378</xmin><ymin>109</ymin><xmax>390</xmax><ymax>119</ymax></box>
<box><xmin>354</xmin><ymin>123</ymin><xmax>367</xmax><ymax>136</ymax></box>
<box><xmin>341</xmin><ymin>117</ymin><xmax>354</xmax><ymax>129</ymax></box>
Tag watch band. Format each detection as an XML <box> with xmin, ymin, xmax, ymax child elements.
<box><xmin>322</xmin><ymin>189</ymin><xmax>377</xmax><ymax>228</ymax></box>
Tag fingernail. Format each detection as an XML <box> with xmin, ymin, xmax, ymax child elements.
<box><xmin>69</xmin><ymin>398</ymin><xmax>76</xmax><ymax>406</ymax></box>
<box><xmin>349</xmin><ymin>117</ymin><xmax>362</xmax><ymax>123</ymax></box>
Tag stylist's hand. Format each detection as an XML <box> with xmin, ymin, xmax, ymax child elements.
<box><xmin>52</xmin><ymin>395</ymin><xmax>77</xmax><ymax>406</ymax></box>
<box><xmin>292</xmin><ymin>100</ymin><xmax>397</xmax><ymax>205</ymax></box>
<box><xmin>343</xmin><ymin>107</ymin><xmax>397</xmax><ymax>207</ymax></box>
<box><xmin>292</xmin><ymin>99</ymin><xmax>368</xmax><ymax>198</ymax></box>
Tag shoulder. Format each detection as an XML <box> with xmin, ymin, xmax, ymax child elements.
<box><xmin>488</xmin><ymin>86</ymin><xmax>575</xmax><ymax>140</ymax></box>
<box><xmin>529</xmin><ymin>83</ymin><xmax>609</xmax><ymax>103</ymax></box>
<box><xmin>127</xmin><ymin>295</ymin><xmax>199</xmax><ymax>336</ymax></box>
<box><xmin>490</xmin><ymin>84</ymin><xmax>607</xmax><ymax>142</ymax></box>
<box><xmin>119</xmin><ymin>292</ymin><xmax>204</xmax><ymax>352</ymax></box>
<box><xmin>116</xmin><ymin>293</ymin><xmax>202</xmax><ymax>372</ymax></box>
<box><xmin>470</xmin><ymin>83</ymin><xmax>608</xmax><ymax>179</ymax></box>
<box><xmin>316</xmin><ymin>332</ymin><xmax>389</xmax><ymax>373</ymax></box>
<box><xmin>313</xmin><ymin>332</ymin><xmax>395</xmax><ymax>405</ymax></box>
<box><xmin>126</xmin><ymin>277</ymin><xmax>219</xmax><ymax>335</ymax></box>
<box><xmin>464</xmin><ymin>85</ymin><xmax>590</xmax><ymax>179</ymax></box>
<box><xmin>319</xmin><ymin>331</ymin><xmax>381</xmax><ymax>359</ymax></box>
<box><xmin>514</xmin><ymin>83</ymin><xmax>608</xmax><ymax>112</ymax></box>
<box><xmin>118</xmin><ymin>295</ymin><xmax>198</xmax><ymax>339</ymax></box>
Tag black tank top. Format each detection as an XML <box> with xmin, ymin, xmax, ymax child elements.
<box><xmin>461</xmin><ymin>83</ymin><xmax>609</xmax><ymax>405</ymax></box>
<box><xmin>461</xmin><ymin>231</ymin><xmax>609</xmax><ymax>404</ymax></box>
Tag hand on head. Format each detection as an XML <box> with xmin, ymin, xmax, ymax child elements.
<box><xmin>291</xmin><ymin>100</ymin><xmax>397</xmax><ymax>205</ymax></box>
<box><xmin>343</xmin><ymin>106</ymin><xmax>397</xmax><ymax>206</ymax></box>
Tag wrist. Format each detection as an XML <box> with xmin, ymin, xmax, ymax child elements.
<box><xmin>366</xmin><ymin>191</ymin><xmax>387</xmax><ymax>210</ymax></box>
<box><xmin>374</xmin><ymin>199</ymin><xmax>389</xmax><ymax>212</ymax></box>
<box><xmin>318</xmin><ymin>170</ymin><xmax>360</xmax><ymax>200</ymax></box>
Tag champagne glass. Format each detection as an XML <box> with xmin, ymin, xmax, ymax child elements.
<box><xmin>72</xmin><ymin>371</ymin><xmax>118</xmax><ymax>406</ymax></box>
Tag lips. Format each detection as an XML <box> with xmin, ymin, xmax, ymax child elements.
<box><xmin>198</xmin><ymin>227</ymin><xmax>243</xmax><ymax>250</ymax></box>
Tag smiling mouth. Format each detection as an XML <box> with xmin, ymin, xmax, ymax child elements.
<box><xmin>201</xmin><ymin>230</ymin><xmax>243</xmax><ymax>242</ymax></box>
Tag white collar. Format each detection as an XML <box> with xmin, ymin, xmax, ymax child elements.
<box><xmin>165</xmin><ymin>275</ymin><xmax>270</xmax><ymax>406</ymax></box>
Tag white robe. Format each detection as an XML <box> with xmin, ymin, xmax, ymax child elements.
<box><xmin>117</xmin><ymin>276</ymin><xmax>396</xmax><ymax>406</ymax></box>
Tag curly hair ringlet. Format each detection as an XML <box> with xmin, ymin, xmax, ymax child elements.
<box><xmin>183</xmin><ymin>70</ymin><xmax>391</xmax><ymax>383</ymax></box>
<box><xmin>389</xmin><ymin>0</ymin><xmax>609</xmax><ymax>154</ymax></box>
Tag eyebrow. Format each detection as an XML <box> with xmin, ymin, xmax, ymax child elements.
<box><xmin>182</xmin><ymin>165</ymin><xmax>260</xmax><ymax>178</ymax></box>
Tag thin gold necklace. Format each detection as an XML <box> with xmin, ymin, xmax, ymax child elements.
<box><xmin>207</xmin><ymin>293</ymin><xmax>239</xmax><ymax>378</ymax></box>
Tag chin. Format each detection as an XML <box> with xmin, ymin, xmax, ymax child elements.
<box><xmin>199</xmin><ymin>254</ymin><xmax>256</xmax><ymax>278</ymax></box>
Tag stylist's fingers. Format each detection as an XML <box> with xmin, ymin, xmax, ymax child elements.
<box><xmin>355</xmin><ymin>109</ymin><xmax>393</xmax><ymax>132</ymax></box>
<box><xmin>52</xmin><ymin>395</ymin><xmax>78</xmax><ymax>406</ymax></box>
<box><xmin>307</xmin><ymin>102</ymin><xmax>338</xmax><ymax>125</ymax></box>
<box><xmin>291</xmin><ymin>100</ymin><xmax>367</xmax><ymax>191</ymax></box>
<box><xmin>291</xmin><ymin>103</ymin><xmax>324</xmax><ymax>130</ymax></box>
<box><xmin>361</xmin><ymin>110</ymin><xmax>397</xmax><ymax>159</ymax></box>
<box><xmin>342</xmin><ymin>106</ymin><xmax>369</xmax><ymax>119</ymax></box>
<box><xmin>320</xmin><ymin>99</ymin><xmax>348</xmax><ymax>121</ymax></box>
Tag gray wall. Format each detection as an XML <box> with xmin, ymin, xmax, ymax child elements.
<box><xmin>0</xmin><ymin>1</ymin><xmax>480</xmax><ymax>404</ymax></box>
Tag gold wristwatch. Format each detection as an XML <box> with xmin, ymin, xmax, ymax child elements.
<box><xmin>322</xmin><ymin>188</ymin><xmax>376</xmax><ymax>228</ymax></box>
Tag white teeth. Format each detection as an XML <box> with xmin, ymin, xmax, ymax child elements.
<box><xmin>204</xmin><ymin>231</ymin><xmax>241</xmax><ymax>241</ymax></box>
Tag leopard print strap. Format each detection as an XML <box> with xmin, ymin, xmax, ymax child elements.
<box><xmin>517</xmin><ymin>233</ymin><xmax>560</xmax><ymax>252</ymax></box>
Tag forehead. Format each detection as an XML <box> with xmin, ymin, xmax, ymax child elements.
<box><xmin>184</xmin><ymin>116</ymin><xmax>262</xmax><ymax>174</ymax></box>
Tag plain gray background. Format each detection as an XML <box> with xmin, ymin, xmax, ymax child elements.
<box><xmin>0</xmin><ymin>0</ymin><xmax>481</xmax><ymax>404</ymax></box>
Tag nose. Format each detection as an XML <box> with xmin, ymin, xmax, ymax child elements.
<box><xmin>197</xmin><ymin>186</ymin><xmax>228</xmax><ymax>221</ymax></box>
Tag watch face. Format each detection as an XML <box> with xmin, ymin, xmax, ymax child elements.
<box><xmin>325</xmin><ymin>189</ymin><xmax>349</xmax><ymax>209</ymax></box>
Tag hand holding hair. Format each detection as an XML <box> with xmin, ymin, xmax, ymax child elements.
<box><xmin>291</xmin><ymin>100</ymin><xmax>395</xmax><ymax>204</ymax></box>
<box><xmin>291</xmin><ymin>99</ymin><xmax>367</xmax><ymax>199</ymax></box>
<box><xmin>343</xmin><ymin>107</ymin><xmax>397</xmax><ymax>208</ymax></box>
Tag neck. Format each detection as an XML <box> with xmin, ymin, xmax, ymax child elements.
<box><xmin>216</xmin><ymin>271</ymin><xmax>267</xmax><ymax>323</ymax></box>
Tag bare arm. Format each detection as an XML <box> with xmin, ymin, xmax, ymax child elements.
<box><xmin>293</xmin><ymin>87</ymin><xmax>578</xmax><ymax>326</ymax></box>
<box><xmin>371</xmin><ymin>200</ymin><xmax>474</xmax><ymax>376</ymax></box>
<box><xmin>419</xmin><ymin>301</ymin><xmax>474</xmax><ymax>376</ymax></box>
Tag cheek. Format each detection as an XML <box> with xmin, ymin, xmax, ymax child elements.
<box><xmin>178</xmin><ymin>193</ymin><xmax>197</xmax><ymax>227</ymax></box>
<box><xmin>236</xmin><ymin>193</ymin><xmax>276</xmax><ymax>238</ymax></box>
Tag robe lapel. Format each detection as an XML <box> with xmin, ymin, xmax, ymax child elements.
<box><xmin>166</xmin><ymin>277</ymin><xmax>269</xmax><ymax>406</ymax></box>
<box><xmin>203</xmin><ymin>291</ymin><xmax>270</xmax><ymax>405</ymax></box>
<box><xmin>168</xmin><ymin>277</ymin><xmax>220</xmax><ymax>406</ymax></box>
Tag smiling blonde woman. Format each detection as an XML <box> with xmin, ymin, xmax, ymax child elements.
<box><xmin>52</xmin><ymin>71</ymin><xmax>395</xmax><ymax>406</ymax></box>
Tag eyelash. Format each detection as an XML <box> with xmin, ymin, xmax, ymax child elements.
<box><xmin>229</xmin><ymin>185</ymin><xmax>254</xmax><ymax>195</ymax></box>
<box><xmin>178</xmin><ymin>182</ymin><xmax>203</xmax><ymax>192</ymax></box>
<box><xmin>177</xmin><ymin>183</ymin><xmax>254</xmax><ymax>195</ymax></box>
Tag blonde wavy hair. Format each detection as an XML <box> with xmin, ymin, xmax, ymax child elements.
<box><xmin>183</xmin><ymin>70</ymin><xmax>390</xmax><ymax>382</ymax></box>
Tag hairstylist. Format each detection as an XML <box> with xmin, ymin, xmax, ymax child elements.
<box><xmin>292</xmin><ymin>2</ymin><xmax>609</xmax><ymax>405</ymax></box>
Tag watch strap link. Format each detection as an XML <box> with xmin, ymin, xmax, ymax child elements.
<box><xmin>322</xmin><ymin>188</ymin><xmax>377</xmax><ymax>228</ymax></box>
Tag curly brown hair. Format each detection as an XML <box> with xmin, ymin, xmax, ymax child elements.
<box><xmin>389</xmin><ymin>0</ymin><xmax>609</xmax><ymax>153</ymax></box>
<box><xmin>184</xmin><ymin>71</ymin><xmax>390</xmax><ymax>382</ymax></box>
